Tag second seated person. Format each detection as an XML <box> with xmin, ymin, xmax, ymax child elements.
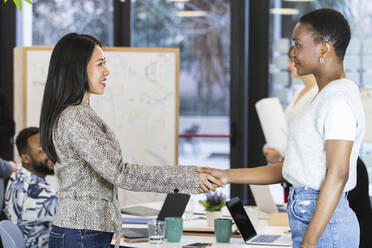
<box><xmin>40</xmin><ymin>33</ymin><xmax>222</xmax><ymax>248</ymax></box>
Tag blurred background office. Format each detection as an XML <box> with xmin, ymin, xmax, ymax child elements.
<box><xmin>1</xmin><ymin>0</ymin><xmax>372</xmax><ymax>205</ymax></box>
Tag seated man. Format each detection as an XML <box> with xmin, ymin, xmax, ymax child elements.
<box><xmin>4</xmin><ymin>127</ymin><xmax>58</xmax><ymax>248</ymax></box>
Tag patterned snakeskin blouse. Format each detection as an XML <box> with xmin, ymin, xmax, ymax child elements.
<box><xmin>52</xmin><ymin>102</ymin><xmax>199</xmax><ymax>241</ymax></box>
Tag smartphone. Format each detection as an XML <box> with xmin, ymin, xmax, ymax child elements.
<box><xmin>182</xmin><ymin>243</ymin><xmax>213</xmax><ymax>248</ymax></box>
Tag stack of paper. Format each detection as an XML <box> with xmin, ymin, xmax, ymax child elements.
<box><xmin>255</xmin><ymin>98</ymin><xmax>287</xmax><ymax>155</ymax></box>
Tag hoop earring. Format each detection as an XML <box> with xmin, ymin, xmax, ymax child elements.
<box><xmin>319</xmin><ymin>57</ymin><xmax>324</xmax><ymax>63</ymax></box>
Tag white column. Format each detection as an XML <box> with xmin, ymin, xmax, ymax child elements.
<box><xmin>16</xmin><ymin>2</ymin><xmax>33</xmax><ymax>46</ymax></box>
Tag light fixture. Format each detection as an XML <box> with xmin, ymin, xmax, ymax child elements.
<box><xmin>283</xmin><ymin>0</ymin><xmax>313</xmax><ymax>2</ymax></box>
<box><xmin>176</xmin><ymin>10</ymin><xmax>206</xmax><ymax>17</ymax></box>
<box><xmin>270</xmin><ymin>8</ymin><xmax>300</xmax><ymax>15</ymax></box>
<box><xmin>168</xmin><ymin>0</ymin><xmax>191</xmax><ymax>2</ymax></box>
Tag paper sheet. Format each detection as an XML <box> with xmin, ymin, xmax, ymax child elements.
<box><xmin>255</xmin><ymin>98</ymin><xmax>287</xmax><ymax>155</ymax></box>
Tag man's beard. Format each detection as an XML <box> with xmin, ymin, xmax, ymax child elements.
<box><xmin>31</xmin><ymin>157</ymin><xmax>54</xmax><ymax>175</ymax></box>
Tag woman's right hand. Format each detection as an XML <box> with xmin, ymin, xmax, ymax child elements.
<box><xmin>198</xmin><ymin>173</ymin><xmax>215</xmax><ymax>193</ymax></box>
<box><xmin>197</xmin><ymin>167</ymin><xmax>230</xmax><ymax>188</ymax></box>
<box><xmin>262</xmin><ymin>145</ymin><xmax>282</xmax><ymax>163</ymax></box>
<box><xmin>198</xmin><ymin>167</ymin><xmax>227</xmax><ymax>193</ymax></box>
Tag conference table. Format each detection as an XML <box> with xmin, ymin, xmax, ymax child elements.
<box><xmin>113</xmin><ymin>201</ymin><xmax>292</xmax><ymax>248</ymax></box>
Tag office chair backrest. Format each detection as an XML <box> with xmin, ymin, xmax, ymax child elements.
<box><xmin>0</xmin><ymin>220</ymin><xmax>25</xmax><ymax>248</ymax></box>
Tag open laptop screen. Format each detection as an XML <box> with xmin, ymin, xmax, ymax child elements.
<box><xmin>226</xmin><ymin>197</ymin><xmax>257</xmax><ymax>242</ymax></box>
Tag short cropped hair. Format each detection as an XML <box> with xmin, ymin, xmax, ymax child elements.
<box><xmin>16</xmin><ymin>127</ymin><xmax>40</xmax><ymax>155</ymax></box>
<box><xmin>299</xmin><ymin>8</ymin><xmax>350</xmax><ymax>61</ymax></box>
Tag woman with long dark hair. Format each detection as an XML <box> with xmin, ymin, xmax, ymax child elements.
<box><xmin>40</xmin><ymin>33</ymin><xmax>220</xmax><ymax>248</ymax></box>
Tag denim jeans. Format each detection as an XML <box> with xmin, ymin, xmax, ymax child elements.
<box><xmin>49</xmin><ymin>225</ymin><xmax>113</xmax><ymax>248</ymax></box>
<box><xmin>288</xmin><ymin>187</ymin><xmax>359</xmax><ymax>248</ymax></box>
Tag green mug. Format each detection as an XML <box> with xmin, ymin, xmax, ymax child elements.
<box><xmin>214</xmin><ymin>218</ymin><xmax>232</xmax><ymax>243</ymax></box>
<box><xmin>165</xmin><ymin>217</ymin><xmax>183</xmax><ymax>242</ymax></box>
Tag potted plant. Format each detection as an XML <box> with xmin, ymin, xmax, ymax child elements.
<box><xmin>199</xmin><ymin>191</ymin><xmax>226</xmax><ymax>226</ymax></box>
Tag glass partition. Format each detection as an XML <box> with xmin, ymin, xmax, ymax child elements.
<box><xmin>132</xmin><ymin>0</ymin><xmax>231</xmax><ymax>198</ymax></box>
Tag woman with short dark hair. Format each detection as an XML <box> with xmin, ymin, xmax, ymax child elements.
<box><xmin>200</xmin><ymin>9</ymin><xmax>364</xmax><ymax>248</ymax></box>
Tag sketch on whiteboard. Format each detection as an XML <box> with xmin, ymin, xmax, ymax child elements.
<box><xmin>90</xmin><ymin>50</ymin><xmax>177</xmax><ymax>166</ymax></box>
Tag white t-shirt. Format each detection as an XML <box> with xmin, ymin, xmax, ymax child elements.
<box><xmin>285</xmin><ymin>85</ymin><xmax>318</xmax><ymax>124</ymax></box>
<box><xmin>282</xmin><ymin>79</ymin><xmax>365</xmax><ymax>191</ymax></box>
<box><xmin>325</xmin><ymin>100</ymin><xmax>356</xmax><ymax>141</ymax></box>
<box><xmin>279</xmin><ymin>85</ymin><xmax>318</xmax><ymax>157</ymax></box>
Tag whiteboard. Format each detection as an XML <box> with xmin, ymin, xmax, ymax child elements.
<box><xmin>14</xmin><ymin>46</ymin><xmax>179</xmax><ymax>206</ymax></box>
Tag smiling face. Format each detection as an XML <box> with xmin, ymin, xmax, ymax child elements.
<box><xmin>87</xmin><ymin>45</ymin><xmax>110</xmax><ymax>95</ymax></box>
<box><xmin>292</xmin><ymin>22</ymin><xmax>322</xmax><ymax>76</ymax></box>
<box><xmin>287</xmin><ymin>60</ymin><xmax>300</xmax><ymax>79</ymax></box>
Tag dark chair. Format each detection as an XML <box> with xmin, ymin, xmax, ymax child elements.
<box><xmin>348</xmin><ymin>157</ymin><xmax>372</xmax><ymax>248</ymax></box>
<box><xmin>0</xmin><ymin>220</ymin><xmax>25</xmax><ymax>248</ymax></box>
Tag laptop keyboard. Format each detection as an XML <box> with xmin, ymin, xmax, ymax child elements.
<box><xmin>251</xmin><ymin>234</ymin><xmax>281</xmax><ymax>243</ymax></box>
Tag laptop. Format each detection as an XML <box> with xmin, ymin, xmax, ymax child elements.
<box><xmin>250</xmin><ymin>185</ymin><xmax>286</xmax><ymax>213</ymax></box>
<box><xmin>121</xmin><ymin>205</ymin><xmax>159</xmax><ymax>216</ymax></box>
<box><xmin>226</xmin><ymin>197</ymin><xmax>292</xmax><ymax>246</ymax></box>
<box><xmin>122</xmin><ymin>193</ymin><xmax>190</xmax><ymax>239</ymax></box>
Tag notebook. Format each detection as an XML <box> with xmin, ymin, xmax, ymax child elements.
<box><xmin>226</xmin><ymin>197</ymin><xmax>291</xmax><ymax>246</ymax></box>
<box><xmin>121</xmin><ymin>205</ymin><xmax>159</xmax><ymax>216</ymax></box>
<box><xmin>121</xmin><ymin>217</ymin><xmax>153</xmax><ymax>225</ymax></box>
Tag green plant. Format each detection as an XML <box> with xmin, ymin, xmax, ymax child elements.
<box><xmin>3</xmin><ymin>0</ymin><xmax>32</xmax><ymax>10</ymax></box>
<box><xmin>199</xmin><ymin>191</ymin><xmax>226</xmax><ymax>212</ymax></box>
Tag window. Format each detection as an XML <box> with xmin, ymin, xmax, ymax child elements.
<box><xmin>31</xmin><ymin>0</ymin><xmax>113</xmax><ymax>46</ymax></box>
<box><xmin>132</xmin><ymin>0</ymin><xmax>231</xmax><ymax>198</ymax></box>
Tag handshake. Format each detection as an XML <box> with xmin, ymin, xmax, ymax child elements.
<box><xmin>197</xmin><ymin>167</ymin><xmax>230</xmax><ymax>193</ymax></box>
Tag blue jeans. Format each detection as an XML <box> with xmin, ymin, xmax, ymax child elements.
<box><xmin>288</xmin><ymin>187</ymin><xmax>359</xmax><ymax>248</ymax></box>
<box><xmin>49</xmin><ymin>225</ymin><xmax>113</xmax><ymax>248</ymax></box>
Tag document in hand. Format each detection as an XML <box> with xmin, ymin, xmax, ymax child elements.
<box><xmin>255</xmin><ymin>98</ymin><xmax>287</xmax><ymax>155</ymax></box>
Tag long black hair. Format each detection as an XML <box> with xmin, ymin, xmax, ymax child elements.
<box><xmin>40</xmin><ymin>33</ymin><xmax>102</xmax><ymax>163</ymax></box>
